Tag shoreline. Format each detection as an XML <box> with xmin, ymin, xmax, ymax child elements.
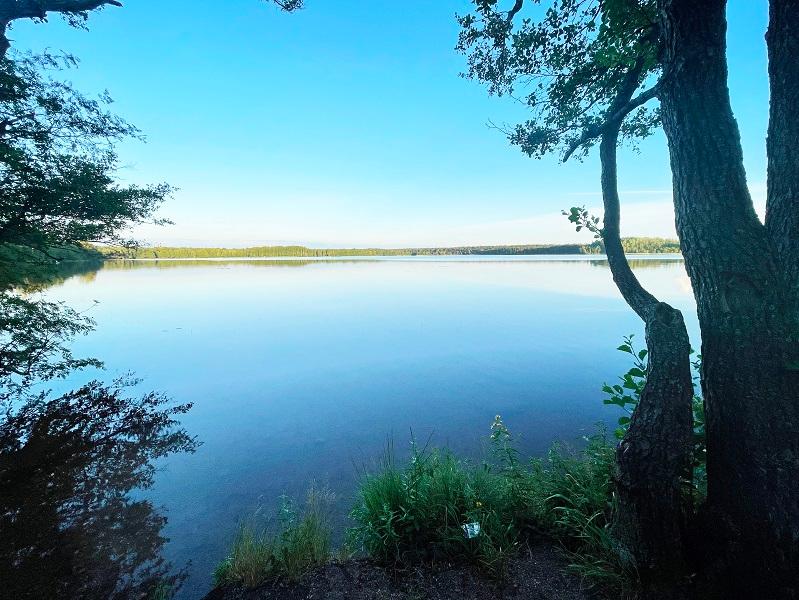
<box><xmin>203</xmin><ymin>541</ymin><xmax>595</xmax><ymax>600</ymax></box>
<box><xmin>101</xmin><ymin>252</ymin><xmax>685</xmax><ymax>262</ymax></box>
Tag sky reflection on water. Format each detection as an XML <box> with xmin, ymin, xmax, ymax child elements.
<box><xmin>43</xmin><ymin>255</ymin><xmax>697</xmax><ymax>599</ymax></box>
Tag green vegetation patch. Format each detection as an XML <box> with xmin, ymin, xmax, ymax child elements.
<box><xmin>349</xmin><ymin>432</ymin><xmax>523</xmax><ymax>576</ymax></box>
<box><xmin>213</xmin><ymin>488</ymin><xmax>333</xmax><ymax>588</ymax></box>
<box><xmin>348</xmin><ymin>418</ymin><xmax>620</xmax><ymax>582</ymax></box>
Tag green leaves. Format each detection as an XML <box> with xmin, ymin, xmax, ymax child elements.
<box><xmin>0</xmin><ymin>52</ymin><xmax>170</xmax><ymax>255</ymax></box>
<box><xmin>601</xmin><ymin>335</ymin><xmax>646</xmax><ymax>438</ymax></box>
<box><xmin>458</xmin><ymin>0</ymin><xmax>661</xmax><ymax>160</ymax></box>
<box><xmin>562</xmin><ymin>205</ymin><xmax>603</xmax><ymax>240</ymax></box>
<box><xmin>601</xmin><ymin>335</ymin><xmax>707</xmax><ymax>499</ymax></box>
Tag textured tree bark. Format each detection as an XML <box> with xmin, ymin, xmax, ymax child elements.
<box><xmin>658</xmin><ymin>0</ymin><xmax>799</xmax><ymax>596</ymax></box>
<box><xmin>766</xmin><ymin>0</ymin><xmax>799</xmax><ymax>312</ymax></box>
<box><xmin>599</xmin><ymin>125</ymin><xmax>693</xmax><ymax>592</ymax></box>
<box><xmin>612</xmin><ymin>302</ymin><xmax>692</xmax><ymax>593</ymax></box>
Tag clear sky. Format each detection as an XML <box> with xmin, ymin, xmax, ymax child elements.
<box><xmin>13</xmin><ymin>1</ymin><xmax>769</xmax><ymax>248</ymax></box>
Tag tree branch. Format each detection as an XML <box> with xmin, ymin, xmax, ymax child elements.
<box><xmin>599</xmin><ymin>124</ymin><xmax>659</xmax><ymax>321</ymax></box>
<box><xmin>0</xmin><ymin>0</ymin><xmax>123</xmax><ymax>56</ymax></box>
<box><xmin>506</xmin><ymin>0</ymin><xmax>524</xmax><ymax>23</ymax></box>
<box><xmin>591</xmin><ymin>59</ymin><xmax>663</xmax><ymax>320</ymax></box>
<box><xmin>563</xmin><ymin>79</ymin><xmax>660</xmax><ymax>162</ymax></box>
<box><xmin>271</xmin><ymin>0</ymin><xmax>303</xmax><ymax>11</ymax></box>
<box><xmin>0</xmin><ymin>0</ymin><xmax>120</xmax><ymax>20</ymax></box>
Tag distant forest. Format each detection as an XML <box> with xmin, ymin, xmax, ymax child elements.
<box><xmin>97</xmin><ymin>237</ymin><xmax>681</xmax><ymax>259</ymax></box>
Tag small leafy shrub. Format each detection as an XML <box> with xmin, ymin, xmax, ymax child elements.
<box><xmin>602</xmin><ymin>334</ymin><xmax>707</xmax><ymax>500</ymax></box>
<box><xmin>213</xmin><ymin>488</ymin><xmax>332</xmax><ymax>588</ymax></box>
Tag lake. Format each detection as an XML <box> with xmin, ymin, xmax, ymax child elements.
<box><xmin>43</xmin><ymin>255</ymin><xmax>697</xmax><ymax>599</ymax></box>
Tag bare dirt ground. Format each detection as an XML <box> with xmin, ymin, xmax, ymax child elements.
<box><xmin>204</xmin><ymin>542</ymin><xmax>597</xmax><ymax>600</ymax></box>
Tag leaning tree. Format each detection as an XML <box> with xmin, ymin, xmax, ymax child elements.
<box><xmin>458</xmin><ymin>0</ymin><xmax>695</xmax><ymax>589</ymax></box>
<box><xmin>460</xmin><ymin>0</ymin><xmax>798</xmax><ymax>597</ymax></box>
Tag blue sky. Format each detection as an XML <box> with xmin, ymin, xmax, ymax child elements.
<box><xmin>13</xmin><ymin>1</ymin><xmax>769</xmax><ymax>247</ymax></box>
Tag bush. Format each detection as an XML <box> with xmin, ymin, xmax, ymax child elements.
<box><xmin>213</xmin><ymin>488</ymin><xmax>332</xmax><ymax>588</ymax></box>
<box><xmin>349</xmin><ymin>420</ymin><xmax>530</xmax><ymax>576</ymax></box>
<box><xmin>348</xmin><ymin>417</ymin><xmax>621</xmax><ymax>579</ymax></box>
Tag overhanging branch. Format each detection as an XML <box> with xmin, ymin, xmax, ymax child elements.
<box><xmin>0</xmin><ymin>0</ymin><xmax>121</xmax><ymax>20</ymax></box>
<box><xmin>0</xmin><ymin>0</ymin><xmax>123</xmax><ymax>56</ymax></box>
<box><xmin>563</xmin><ymin>80</ymin><xmax>660</xmax><ymax>162</ymax></box>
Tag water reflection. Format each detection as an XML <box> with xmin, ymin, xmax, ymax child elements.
<box><xmin>98</xmin><ymin>255</ymin><xmax>685</xmax><ymax>272</ymax></box>
<box><xmin>587</xmin><ymin>257</ymin><xmax>684</xmax><ymax>270</ymax></box>
<box><xmin>39</xmin><ymin>254</ymin><xmax>697</xmax><ymax>598</ymax></box>
<box><xmin>0</xmin><ymin>380</ymin><xmax>198</xmax><ymax>599</ymax></box>
<box><xmin>0</xmin><ymin>246</ymin><xmax>104</xmax><ymax>293</ymax></box>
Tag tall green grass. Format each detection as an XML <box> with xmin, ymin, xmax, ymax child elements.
<box><xmin>349</xmin><ymin>444</ymin><xmax>519</xmax><ymax>575</ymax></box>
<box><xmin>213</xmin><ymin>421</ymin><xmax>631</xmax><ymax>592</ymax></box>
<box><xmin>213</xmin><ymin>488</ymin><xmax>332</xmax><ymax>588</ymax></box>
<box><xmin>524</xmin><ymin>431</ymin><xmax>632</xmax><ymax>589</ymax></box>
<box><xmin>348</xmin><ymin>417</ymin><xmax>623</xmax><ymax>583</ymax></box>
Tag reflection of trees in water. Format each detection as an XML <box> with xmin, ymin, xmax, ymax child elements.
<box><xmin>0</xmin><ymin>246</ymin><xmax>104</xmax><ymax>293</ymax></box>
<box><xmin>586</xmin><ymin>257</ymin><xmax>686</xmax><ymax>271</ymax></box>
<box><xmin>101</xmin><ymin>258</ymin><xmax>364</xmax><ymax>270</ymax></box>
<box><xmin>0</xmin><ymin>380</ymin><xmax>198</xmax><ymax>599</ymax></box>
<box><xmin>1</xmin><ymin>267</ymin><xmax>198</xmax><ymax>599</ymax></box>
<box><xmin>94</xmin><ymin>256</ymin><xmax>689</xmax><ymax>273</ymax></box>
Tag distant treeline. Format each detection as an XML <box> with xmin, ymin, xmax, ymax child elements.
<box><xmin>96</xmin><ymin>237</ymin><xmax>681</xmax><ymax>259</ymax></box>
<box><xmin>612</xmin><ymin>237</ymin><xmax>682</xmax><ymax>253</ymax></box>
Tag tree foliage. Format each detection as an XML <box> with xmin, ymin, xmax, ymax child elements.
<box><xmin>0</xmin><ymin>52</ymin><xmax>170</xmax><ymax>255</ymax></box>
<box><xmin>457</xmin><ymin>0</ymin><xmax>661</xmax><ymax>160</ymax></box>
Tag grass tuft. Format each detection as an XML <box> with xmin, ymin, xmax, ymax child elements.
<box><xmin>213</xmin><ymin>487</ymin><xmax>332</xmax><ymax>588</ymax></box>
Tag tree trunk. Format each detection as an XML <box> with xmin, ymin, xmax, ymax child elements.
<box><xmin>658</xmin><ymin>1</ymin><xmax>799</xmax><ymax>596</ymax></box>
<box><xmin>599</xmin><ymin>125</ymin><xmax>693</xmax><ymax>590</ymax></box>
<box><xmin>766</xmin><ymin>0</ymin><xmax>799</xmax><ymax>301</ymax></box>
<box><xmin>612</xmin><ymin>302</ymin><xmax>692</xmax><ymax>592</ymax></box>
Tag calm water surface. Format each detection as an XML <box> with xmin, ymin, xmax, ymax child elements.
<box><xmin>44</xmin><ymin>255</ymin><xmax>697</xmax><ymax>599</ymax></box>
